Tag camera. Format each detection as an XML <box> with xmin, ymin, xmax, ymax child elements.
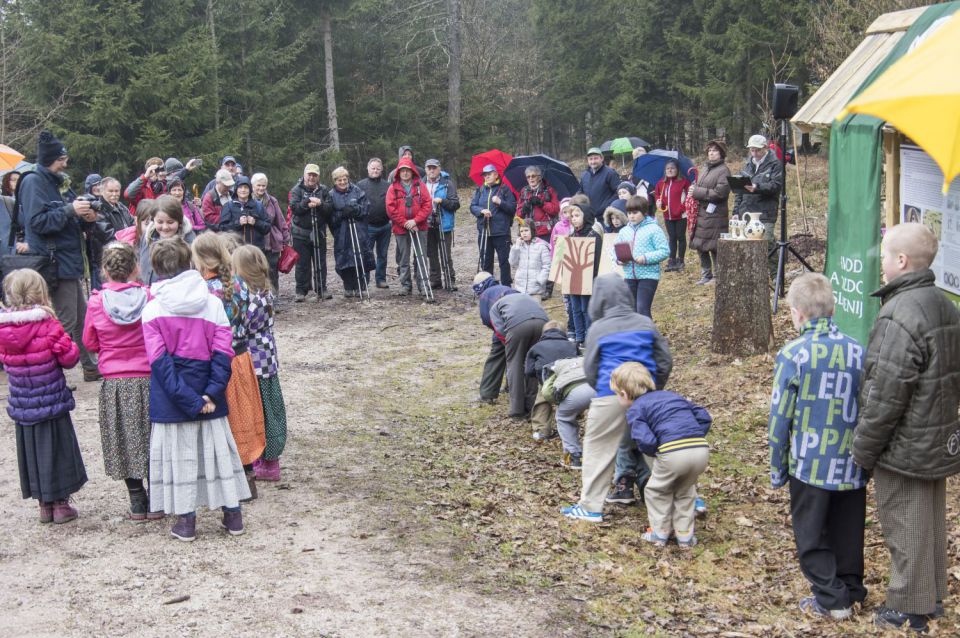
<box><xmin>76</xmin><ymin>194</ymin><xmax>101</xmax><ymax>211</ymax></box>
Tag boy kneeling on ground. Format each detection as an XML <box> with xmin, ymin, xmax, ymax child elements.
<box><xmin>611</xmin><ymin>362</ymin><xmax>710</xmax><ymax>547</ymax></box>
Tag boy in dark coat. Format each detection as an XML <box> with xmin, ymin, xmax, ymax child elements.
<box><xmin>612</xmin><ymin>362</ymin><xmax>710</xmax><ymax>547</ymax></box>
<box><xmin>524</xmin><ymin>321</ymin><xmax>577</xmax><ymax>441</ymax></box>
<box><xmin>853</xmin><ymin>223</ymin><xmax>960</xmax><ymax>632</ymax></box>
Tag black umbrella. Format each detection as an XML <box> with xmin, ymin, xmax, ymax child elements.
<box><xmin>503</xmin><ymin>154</ymin><xmax>580</xmax><ymax>200</ymax></box>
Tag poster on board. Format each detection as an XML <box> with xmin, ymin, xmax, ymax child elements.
<box><xmin>899</xmin><ymin>144</ymin><xmax>960</xmax><ymax>304</ymax></box>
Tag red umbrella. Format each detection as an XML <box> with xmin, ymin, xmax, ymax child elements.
<box><xmin>469</xmin><ymin>150</ymin><xmax>516</xmax><ymax>194</ymax></box>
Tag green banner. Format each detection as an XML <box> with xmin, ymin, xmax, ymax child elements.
<box><xmin>825</xmin><ymin>1</ymin><xmax>960</xmax><ymax>343</ymax></box>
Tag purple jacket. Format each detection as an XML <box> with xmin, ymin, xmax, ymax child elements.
<box><xmin>0</xmin><ymin>307</ymin><xmax>80</xmax><ymax>425</ymax></box>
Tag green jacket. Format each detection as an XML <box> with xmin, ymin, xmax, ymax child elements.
<box><xmin>853</xmin><ymin>269</ymin><xmax>960</xmax><ymax>479</ymax></box>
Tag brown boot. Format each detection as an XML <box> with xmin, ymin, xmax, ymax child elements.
<box><xmin>53</xmin><ymin>499</ymin><xmax>78</xmax><ymax>524</ymax></box>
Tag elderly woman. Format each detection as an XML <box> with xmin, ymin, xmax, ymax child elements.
<box><xmin>251</xmin><ymin>172</ymin><xmax>291</xmax><ymax>295</ymax></box>
<box><xmin>516</xmin><ymin>165</ymin><xmax>559</xmax><ymax>240</ymax></box>
<box><xmin>328</xmin><ymin>166</ymin><xmax>373</xmax><ymax>297</ymax></box>
<box><xmin>689</xmin><ymin>140</ymin><xmax>731</xmax><ymax>285</ymax></box>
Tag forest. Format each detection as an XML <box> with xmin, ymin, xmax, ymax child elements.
<box><xmin>0</xmin><ymin>0</ymin><xmax>929</xmax><ymax>186</ymax></box>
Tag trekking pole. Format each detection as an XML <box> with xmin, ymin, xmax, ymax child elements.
<box><xmin>476</xmin><ymin>218</ymin><xmax>489</xmax><ymax>274</ymax></box>
<box><xmin>348</xmin><ymin>219</ymin><xmax>369</xmax><ymax>301</ymax></box>
<box><xmin>311</xmin><ymin>211</ymin><xmax>324</xmax><ymax>302</ymax></box>
<box><xmin>410</xmin><ymin>230</ymin><xmax>435</xmax><ymax>302</ymax></box>
<box><xmin>434</xmin><ymin>205</ymin><xmax>453</xmax><ymax>291</ymax></box>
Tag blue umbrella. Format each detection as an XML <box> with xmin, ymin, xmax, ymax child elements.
<box><xmin>503</xmin><ymin>154</ymin><xmax>580</xmax><ymax>199</ymax></box>
<box><xmin>632</xmin><ymin>149</ymin><xmax>695</xmax><ymax>190</ymax></box>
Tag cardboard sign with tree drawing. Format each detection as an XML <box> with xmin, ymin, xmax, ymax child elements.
<box><xmin>560</xmin><ymin>236</ymin><xmax>597</xmax><ymax>295</ymax></box>
<box><xmin>596</xmin><ymin>233</ymin><xmax>625</xmax><ymax>278</ymax></box>
<box><xmin>548</xmin><ymin>237</ymin><xmax>568</xmax><ymax>286</ymax></box>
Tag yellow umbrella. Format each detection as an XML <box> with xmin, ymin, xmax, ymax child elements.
<box><xmin>0</xmin><ymin>143</ymin><xmax>25</xmax><ymax>172</ymax></box>
<box><xmin>839</xmin><ymin>11</ymin><xmax>960</xmax><ymax>193</ymax></box>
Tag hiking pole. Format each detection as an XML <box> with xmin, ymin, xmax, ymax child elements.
<box><xmin>434</xmin><ymin>205</ymin><xmax>453</xmax><ymax>291</ymax></box>
<box><xmin>348</xmin><ymin>219</ymin><xmax>369</xmax><ymax>301</ymax></box>
<box><xmin>476</xmin><ymin>218</ymin><xmax>490</xmax><ymax>274</ymax></box>
<box><xmin>410</xmin><ymin>230</ymin><xmax>435</xmax><ymax>302</ymax></box>
<box><xmin>311</xmin><ymin>211</ymin><xmax>324</xmax><ymax>302</ymax></box>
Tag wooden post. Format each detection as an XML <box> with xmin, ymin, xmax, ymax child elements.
<box><xmin>882</xmin><ymin>128</ymin><xmax>900</xmax><ymax>230</ymax></box>
<box><xmin>712</xmin><ymin>238</ymin><xmax>774</xmax><ymax>355</ymax></box>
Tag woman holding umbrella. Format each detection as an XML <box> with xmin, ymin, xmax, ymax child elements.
<box><xmin>689</xmin><ymin>140</ymin><xmax>731</xmax><ymax>285</ymax></box>
<box><xmin>515</xmin><ymin>166</ymin><xmax>559</xmax><ymax>240</ymax></box>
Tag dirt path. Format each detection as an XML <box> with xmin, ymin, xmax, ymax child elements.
<box><xmin>0</xmin><ymin>222</ymin><xmax>588</xmax><ymax>637</ymax></box>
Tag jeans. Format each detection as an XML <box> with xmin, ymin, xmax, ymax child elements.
<box><xmin>625</xmin><ymin>278</ymin><xmax>659</xmax><ymax>318</ymax></box>
<box><xmin>479</xmin><ymin>232</ymin><xmax>511</xmax><ymax>287</ymax></box>
<box><xmin>395</xmin><ymin>230</ymin><xmax>428</xmax><ymax>291</ymax></box>
<box><xmin>569</xmin><ymin>294</ymin><xmax>591</xmax><ymax>342</ymax></box>
<box><xmin>556</xmin><ymin>383</ymin><xmax>594</xmax><ymax>455</ymax></box>
<box><xmin>367</xmin><ymin>222</ymin><xmax>392</xmax><ymax>284</ymax></box>
<box><xmin>664</xmin><ymin>218</ymin><xmax>687</xmax><ymax>261</ymax></box>
<box><xmin>427</xmin><ymin>227</ymin><xmax>455</xmax><ymax>286</ymax></box>
<box><xmin>293</xmin><ymin>233</ymin><xmax>327</xmax><ymax>295</ymax></box>
<box><xmin>564</xmin><ymin>295</ymin><xmax>575</xmax><ymax>338</ymax></box>
<box><xmin>614</xmin><ymin>428</ymin><xmax>651</xmax><ymax>488</ymax></box>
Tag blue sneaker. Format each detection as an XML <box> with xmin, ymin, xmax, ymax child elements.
<box><xmin>695</xmin><ymin>497</ymin><xmax>707</xmax><ymax>518</ymax></box>
<box><xmin>561</xmin><ymin>504</ymin><xmax>603</xmax><ymax>523</ymax></box>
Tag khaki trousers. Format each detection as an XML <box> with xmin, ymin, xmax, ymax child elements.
<box><xmin>643</xmin><ymin>447</ymin><xmax>709</xmax><ymax>537</ymax></box>
<box><xmin>578</xmin><ymin>395</ymin><xmax>627</xmax><ymax>513</ymax></box>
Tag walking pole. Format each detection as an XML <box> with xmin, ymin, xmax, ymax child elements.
<box><xmin>410</xmin><ymin>229</ymin><xmax>435</xmax><ymax>302</ymax></box>
<box><xmin>348</xmin><ymin>219</ymin><xmax>369</xmax><ymax>301</ymax></box>
<box><xmin>434</xmin><ymin>205</ymin><xmax>453</xmax><ymax>291</ymax></box>
<box><xmin>476</xmin><ymin>218</ymin><xmax>490</xmax><ymax>274</ymax></box>
<box><xmin>311</xmin><ymin>211</ymin><xmax>324</xmax><ymax>302</ymax></box>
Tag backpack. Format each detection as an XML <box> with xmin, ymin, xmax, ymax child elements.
<box><xmin>541</xmin><ymin>357</ymin><xmax>586</xmax><ymax>405</ymax></box>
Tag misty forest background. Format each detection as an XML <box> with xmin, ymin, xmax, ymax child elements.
<box><xmin>0</xmin><ymin>0</ymin><xmax>929</xmax><ymax>188</ymax></box>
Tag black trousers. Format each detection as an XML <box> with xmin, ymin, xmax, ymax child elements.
<box><xmin>664</xmin><ymin>218</ymin><xmax>686</xmax><ymax>261</ymax></box>
<box><xmin>479</xmin><ymin>233</ymin><xmax>511</xmax><ymax>287</ymax></box>
<box><xmin>293</xmin><ymin>235</ymin><xmax>327</xmax><ymax>295</ymax></box>
<box><xmin>789</xmin><ymin>478</ymin><xmax>867</xmax><ymax>610</ymax></box>
<box><xmin>427</xmin><ymin>227</ymin><xmax>455</xmax><ymax>286</ymax></box>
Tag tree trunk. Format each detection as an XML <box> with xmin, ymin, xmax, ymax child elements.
<box><xmin>321</xmin><ymin>9</ymin><xmax>340</xmax><ymax>152</ymax></box>
<box><xmin>712</xmin><ymin>238</ymin><xmax>774</xmax><ymax>356</ymax></box>
<box><xmin>206</xmin><ymin>0</ymin><xmax>220</xmax><ymax>131</ymax></box>
<box><xmin>444</xmin><ymin>0</ymin><xmax>461</xmax><ymax>178</ymax></box>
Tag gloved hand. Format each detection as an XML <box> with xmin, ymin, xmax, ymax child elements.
<box><xmin>521</xmin><ymin>201</ymin><xmax>533</xmax><ymax>216</ymax></box>
<box><xmin>342</xmin><ymin>204</ymin><xmax>356</xmax><ymax>219</ymax></box>
<box><xmin>529</xmin><ymin>195</ymin><xmax>543</xmax><ymax>207</ymax></box>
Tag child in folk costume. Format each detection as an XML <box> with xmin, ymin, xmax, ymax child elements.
<box><xmin>143</xmin><ymin>238</ymin><xmax>249</xmax><ymax>541</ymax></box>
<box><xmin>231</xmin><ymin>246</ymin><xmax>289</xmax><ymax>481</ymax></box>
<box><xmin>0</xmin><ymin>269</ymin><xmax>88</xmax><ymax>524</ymax></box>
<box><xmin>191</xmin><ymin>232</ymin><xmax>265</xmax><ymax>499</ymax></box>
<box><xmin>82</xmin><ymin>242</ymin><xmax>161</xmax><ymax>521</ymax></box>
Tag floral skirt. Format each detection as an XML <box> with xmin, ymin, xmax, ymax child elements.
<box><xmin>98</xmin><ymin>377</ymin><xmax>151</xmax><ymax>480</ymax></box>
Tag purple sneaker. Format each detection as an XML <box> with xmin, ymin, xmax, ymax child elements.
<box><xmin>221</xmin><ymin>510</ymin><xmax>244</xmax><ymax>536</ymax></box>
<box><xmin>170</xmin><ymin>515</ymin><xmax>196</xmax><ymax>542</ymax></box>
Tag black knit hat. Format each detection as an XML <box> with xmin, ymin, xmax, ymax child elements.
<box><xmin>37</xmin><ymin>130</ymin><xmax>68</xmax><ymax>166</ymax></box>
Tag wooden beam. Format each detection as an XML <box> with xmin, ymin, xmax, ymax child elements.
<box><xmin>882</xmin><ymin>129</ymin><xmax>900</xmax><ymax>229</ymax></box>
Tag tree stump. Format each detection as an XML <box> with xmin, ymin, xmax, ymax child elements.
<box><xmin>712</xmin><ymin>238</ymin><xmax>774</xmax><ymax>355</ymax></box>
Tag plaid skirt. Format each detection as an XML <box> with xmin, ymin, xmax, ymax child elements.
<box><xmin>98</xmin><ymin>377</ymin><xmax>151</xmax><ymax>480</ymax></box>
<box><xmin>225</xmin><ymin>351</ymin><xmax>266</xmax><ymax>465</ymax></box>
<box><xmin>259</xmin><ymin>375</ymin><xmax>288</xmax><ymax>460</ymax></box>
<box><xmin>16</xmin><ymin>414</ymin><xmax>88</xmax><ymax>502</ymax></box>
<box><xmin>148</xmin><ymin>417</ymin><xmax>251</xmax><ymax>515</ymax></box>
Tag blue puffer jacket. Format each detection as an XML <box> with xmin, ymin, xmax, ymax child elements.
<box><xmin>474</xmin><ymin>275</ymin><xmax>518</xmax><ymax>343</ymax></box>
<box><xmin>424</xmin><ymin>172</ymin><xmax>460</xmax><ymax>232</ymax></box>
<box><xmin>470</xmin><ymin>181</ymin><xmax>516</xmax><ymax>237</ymax></box>
<box><xmin>616</xmin><ymin>216</ymin><xmax>670</xmax><ymax>280</ymax></box>
<box><xmin>628</xmin><ymin>390</ymin><xmax>711</xmax><ymax>456</ymax></box>
<box><xmin>18</xmin><ymin>166</ymin><xmax>94</xmax><ymax>279</ymax></box>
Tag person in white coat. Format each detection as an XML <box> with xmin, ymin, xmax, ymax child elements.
<box><xmin>509</xmin><ymin>223</ymin><xmax>552</xmax><ymax>298</ymax></box>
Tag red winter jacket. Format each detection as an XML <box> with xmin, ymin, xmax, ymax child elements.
<box><xmin>125</xmin><ymin>173</ymin><xmax>165</xmax><ymax>210</ymax></box>
<box><xmin>385</xmin><ymin>157</ymin><xmax>432</xmax><ymax>235</ymax></box>
<box><xmin>516</xmin><ymin>183</ymin><xmax>560</xmax><ymax>237</ymax></box>
<box><xmin>654</xmin><ymin>176</ymin><xmax>691</xmax><ymax>221</ymax></box>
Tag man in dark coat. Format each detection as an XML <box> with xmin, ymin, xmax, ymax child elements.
<box><xmin>16</xmin><ymin>130</ymin><xmax>100</xmax><ymax>380</ymax></box>
<box><xmin>733</xmin><ymin>134</ymin><xmax>783</xmax><ymax>277</ymax></box>
<box><xmin>289</xmin><ymin>164</ymin><xmax>333</xmax><ymax>301</ymax></box>
<box><xmin>579</xmin><ymin>147</ymin><xmax>620</xmax><ymax>212</ymax></box>
<box><xmin>358</xmin><ymin>158</ymin><xmax>391</xmax><ymax>288</ymax></box>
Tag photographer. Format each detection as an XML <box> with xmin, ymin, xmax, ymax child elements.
<box><xmin>16</xmin><ymin>130</ymin><xmax>101</xmax><ymax>381</ymax></box>
<box><xmin>516</xmin><ymin>165</ymin><xmax>559</xmax><ymax>240</ymax></box>
<box><xmin>124</xmin><ymin>156</ymin><xmax>200</xmax><ymax>210</ymax></box>
<box><xmin>328</xmin><ymin>166</ymin><xmax>372</xmax><ymax>298</ymax></box>
<box><xmin>289</xmin><ymin>163</ymin><xmax>333</xmax><ymax>301</ymax></box>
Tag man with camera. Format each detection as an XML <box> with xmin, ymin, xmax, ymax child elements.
<box><xmin>15</xmin><ymin>130</ymin><xmax>101</xmax><ymax>381</ymax></box>
<box><xmin>125</xmin><ymin>156</ymin><xmax>200</xmax><ymax>210</ymax></box>
<box><xmin>289</xmin><ymin>163</ymin><xmax>333</xmax><ymax>302</ymax></box>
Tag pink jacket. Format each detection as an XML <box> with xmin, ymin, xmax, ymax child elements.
<box><xmin>549</xmin><ymin>217</ymin><xmax>573</xmax><ymax>255</ymax></box>
<box><xmin>83</xmin><ymin>281</ymin><xmax>152</xmax><ymax>378</ymax></box>
<box><xmin>116</xmin><ymin>226</ymin><xmax>137</xmax><ymax>245</ymax></box>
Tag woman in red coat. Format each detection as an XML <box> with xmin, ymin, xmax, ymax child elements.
<box><xmin>654</xmin><ymin>160</ymin><xmax>691</xmax><ymax>272</ymax></box>
<box><xmin>385</xmin><ymin>157</ymin><xmax>432</xmax><ymax>296</ymax></box>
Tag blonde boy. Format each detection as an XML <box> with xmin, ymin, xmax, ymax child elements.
<box><xmin>853</xmin><ymin>223</ymin><xmax>960</xmax><ymax>631</ymax></box>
